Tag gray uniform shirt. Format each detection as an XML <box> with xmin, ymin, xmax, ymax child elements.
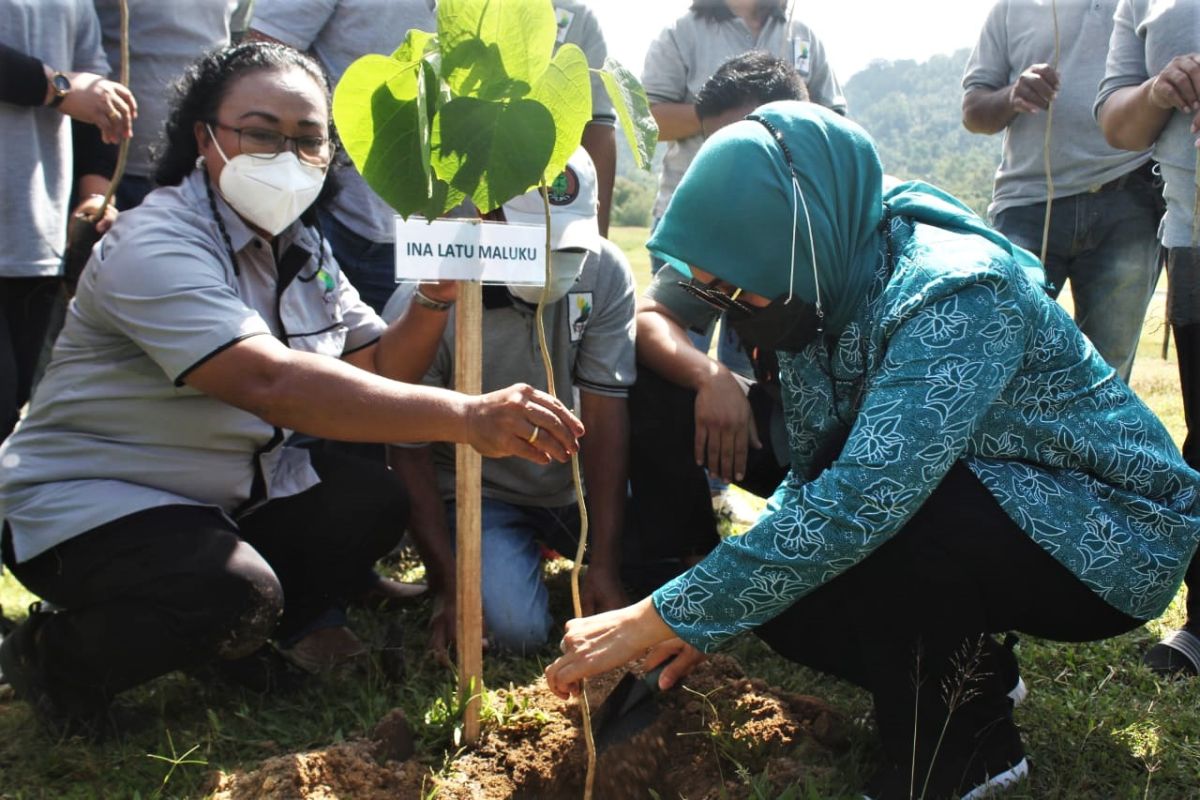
<box><xmin>0</xmin><ymin>0</ymin><xmax>109</xmax><ymax>277</ymax></box>
<box><xmin>0</xmin><ymin>170</ymin><xmax>387</xmax><ymax>563</ymax></box>
<box><xmin>93</xmin><ymin>0</ymin><xmax>240</xmax><ymax>179</ymax></box>
<box><xmin>251</xmin><ymin>0</ymin><xmax>437</xmax><ymax>244</ymax></box>
<box><xmin>641</xmin><ymin>11</ymin><xmax>846</xmax><ymax>218</ymax></box>
<box><xmin>963</xmin><ymin>0</ymin><xmax>1151</xmax><ymax>220</ymax></box>
<box><xmin>1097</xmin><ymin>0</ymin><xmax>1198</xmax><ymax>248</ymax></box>
<box><xmin>400</xmin><ymin>240</ymin><xmax>636</xmax><ymax>507</ymax></box>
<box><xmin>553</xmin><ymin>0</ymin><xmax>615</xmax><ymax>124</ymax></box>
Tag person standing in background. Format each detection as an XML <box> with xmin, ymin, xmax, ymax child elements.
<box><xmin>962</xmin><ymin>0</ymin><xmax>1162</xmax><ymax>383</ymax></box>
<box><xmin>249</xmin><ymin>0</ymin><xmax>437</xmax><ymax>315</ymax></box>
<box><xmin>0</xmin><ymin>0</ymin><xmax>132</xmax><ymax>441</ymax></box>
<box><xmin>92</xmin><ymin>0</ymin><xmax>251</xmax><ymax>211</ymax></box>
<box><xmin>1097</xmin><ymin>0</ymin><xmax>1200</xmax><ymax>677</ymax></box>
<box><xmin>553</xmin><ymin>1</ymin><xmax>617</xmax><ymax>237</ymax></box>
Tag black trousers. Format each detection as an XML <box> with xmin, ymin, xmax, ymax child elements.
<box><xmin>755</xmin><ymin>462</ymin><xmax>1141</xmax><ymax>793</ymax></box>
<box><xmin>1</xmin><ymin>449</ymin><xmax>407</xmax><ymax>711</ymax></box>
<box><xmin>1166</xmin><ymin>247</ymin><xmax>1200</xmax><ymax>625</ymax></box>
<box><xmin>0</xmin><ymin>276</ymin><xmax>62</xmax><ymax>438</ymax></box>
<box><xmin>625</xmin><ymin>366</ymin><xmax>788</xmax><ymax>590</ymax></box>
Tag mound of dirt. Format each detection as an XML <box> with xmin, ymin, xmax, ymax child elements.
<box><xmin>212</xmin><ymin>655</ymin><xmax>846</xmax><ymax>800</ymax></box>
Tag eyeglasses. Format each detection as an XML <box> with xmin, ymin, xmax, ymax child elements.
<box><xmin>208</xmin><ymin>121</ymin><xmax>330</xmax><ymax>164</ymax></box>
<box><xmin>676</xmin><ymin>276</ymin><xmax>758</xmax><ymax>319</ymax></box>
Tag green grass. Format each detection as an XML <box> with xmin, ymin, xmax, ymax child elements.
<box><xmin>2</xmin><ymin>229</ymin><xmax>1198</xmax><ymax>798</ymax></box>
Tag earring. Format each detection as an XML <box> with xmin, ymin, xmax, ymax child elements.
<box><xmin>195</xmin><ymin>155</ymin><xmax>206</xmax><ymax>169</ymax></box>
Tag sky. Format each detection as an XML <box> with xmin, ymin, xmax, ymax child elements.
<box><xmin>589</xmin><ymin>0</ymin><xmax>998</xmax><ymax>83</ymax></box>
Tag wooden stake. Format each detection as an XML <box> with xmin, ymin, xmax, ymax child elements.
<box><xmin>454</xmin><ymin>278</ymin><xmax>483</xmax><ymax>745</ymax></box>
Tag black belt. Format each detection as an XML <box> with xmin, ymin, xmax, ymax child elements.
<box><xmin>1088</xmin><ymin>161</ymin><xmax>1156</xmax><ymax>194</ymax></box>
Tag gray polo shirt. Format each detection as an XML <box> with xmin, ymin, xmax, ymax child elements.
<box><xmin>0</xmin><ymin>170</ymin><xmax>387</xmax><ymax>563</ymax></box>
<box><xmin>0</xmin><ymin>0</ymin><xmax>109</xmax><ymax>277</ymax></box>
<box><xmin>553</xmin><ymin>0</ymin><xmax>615</xmax><ymax>125</ymax></box>
<box><xmin>393</xmin><ymin>239</ymin><xmax>635</xmax><ymax>507</ymax></box>
<box><xmin>1097</xmin><ymin>0</ymin><xmax>1198</xmax><ymax>248</ymax></box>
<box><xmin>251</xmin><ymin>0</ymin><xmax>438</xmax><ymax>244</ymax></box>
<box><xmin>93</xmin><ymin>0</ymin><xmax>241</xmax><ymax>179</ymax></box>
<box><xmin>963</xmin><ymin>0</ymin><xmax>1152</xmax><ymax>220</ymax></box>
<box><xmin>641</xmin><ymin>11</ymin><xmax>846</xmax><ymax>218</ymax></box>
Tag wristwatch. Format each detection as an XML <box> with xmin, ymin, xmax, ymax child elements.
<box><xmin>47</xmin><ymin>72</ymin><xmax>70</xmax><ymax>108</ymax></box>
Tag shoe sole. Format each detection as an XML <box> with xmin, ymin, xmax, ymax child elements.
<box><xmin>960</xmin><ymin>757</ymin><xmax>1030</xmax><ymax>799</ymax></box>
<box><xmin>1007</xmin><ymin>676</ymin><xmax>1028</xmax><ymax>707</ymax></box>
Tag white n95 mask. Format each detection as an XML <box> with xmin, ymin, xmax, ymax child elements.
<box><xmin>508</xmin><ymin>249</ymin><xmax>588</xmax><ymax>305</ymax></box>
<box><xmin>207</xmin><ymin>126</ymin><xmax>326</xmax><ymax>235</ymax></box>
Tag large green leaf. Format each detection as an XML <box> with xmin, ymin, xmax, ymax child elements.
<box><xmin>431</xmin><ymin>96</ymin><xmax>555</xmax><ymax>212</ymax></box>
<box><xmin>598</xmin><ymin>57</ymin><xmax>659</xmax><ymax>171</ymax></box>
<box><xmin>528</xmin><ymin>43</ymin><xmax>591</xmax><ymax>184</ymax></box>
<box><xmin>438</xmin><ymin>0</ymin><xmax>556</xmax><ymax>101</ymax></box>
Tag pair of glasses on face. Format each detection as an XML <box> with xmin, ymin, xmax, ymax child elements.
<box><xmin>676</xmin><ymin>276</ymin><xmax>758</xmax><ymax>319</ymax></box>
<box><xmin>209</xmin><ymin>121</ymin><xmax>330</xmax><ymax>165</ymax></box>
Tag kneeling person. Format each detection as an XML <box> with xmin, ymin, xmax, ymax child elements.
<box><xmin>390</xmin><ymin>150</ymin><xmax>635</xmax><ymax>656</ymax></box>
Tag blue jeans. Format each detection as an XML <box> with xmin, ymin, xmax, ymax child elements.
<box><xmin>992</xmin><ymin>177</ymin><xmax>1161</xmax><ymax>382</ymax></box>
<box><xmin>446</xmin><ymin>497</ymin><xmax>581</xmax><ymax>654</ymax></box>
<box><xmin>318</xmin><ymin>210</ymin><xmax>397</xmax><ymax>314</ymax></box>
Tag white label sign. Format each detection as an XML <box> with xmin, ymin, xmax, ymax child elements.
<box><xmin>394</xmin><ymin>217</ymin><xmax>547</xmax><ymax>284</ymax></box>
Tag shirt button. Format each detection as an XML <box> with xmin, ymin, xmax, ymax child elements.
<box><xmin>253</xmin><ymin>240</ymin><xmax>263</xmax><ymax>249</ymax></box>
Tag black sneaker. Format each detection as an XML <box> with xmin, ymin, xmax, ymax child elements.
<box><xmin>0</xmin><ymin>607</ymin><xmax>109</xmax><ymax>739</ymax></box>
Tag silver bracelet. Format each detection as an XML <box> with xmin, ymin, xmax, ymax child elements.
<box><xmin>413</xmin><ymin>287</ymin><xmax>453</xmax><ymax>312</ymax></box>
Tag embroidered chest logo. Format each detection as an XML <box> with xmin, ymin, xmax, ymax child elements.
<box><xmin>555</xmin><ymin>9</ymin><xmax>575</xmax><ymax>44</ymax></box>
<box><xmin>568</xmin><ymin>291</ymin><xmax>593</xmax><ymax>342</ymax></box>
<box><xmin>792</xmin><ymin>38</ymin><xmax>811</xmax><ymax>74</ymax></box>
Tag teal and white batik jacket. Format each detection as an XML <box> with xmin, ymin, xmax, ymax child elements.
<box><xmin>653</xmin><ymin>216</ymin><xmax>1200</xmax><ymax>652</ymax></box>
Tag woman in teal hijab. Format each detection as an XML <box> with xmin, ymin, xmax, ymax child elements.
<box><xmin>546</xmin><ymin>102</ymin><xmax>1200</xmax><ymax>799</ymax></box>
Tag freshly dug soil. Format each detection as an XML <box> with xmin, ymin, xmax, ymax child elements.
<box><xmin>211</xmin><ymin>655</ymin><xmax>846</xmax><ymax>800</ymax></box>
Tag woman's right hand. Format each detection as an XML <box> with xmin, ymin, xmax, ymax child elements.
<box><xmin>58</xmin><ymin>71</ymin><xmax>137</xmax><ymax>144</ymax></box>
<box><xmin>465</xmin><ymin>383</ymin><xmax>583</xmax><ymax>463</ymax></box>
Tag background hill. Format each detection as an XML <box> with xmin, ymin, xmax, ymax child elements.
<box><xmin>845</xmin><ymin>48</ymin><xmax>998</xmax><ymax>216</ymax></box>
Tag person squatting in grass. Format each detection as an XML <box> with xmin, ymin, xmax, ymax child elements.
<box><xmin>0</xmin><ymin>41</ymin><xmax>583</xmax><ymax>738</ymax></box>
<box><xmin>1097</xmin><ymin>0</ymin><xmax>1200</xmax><ymax>678</ymax></box>
<box><xmin>389</xmin><ymin>148</ymin><xmax>636</xmax><ymax>659</ymax></box>
<box><xmin>546</xmin><ymin>101</ymin><xmax>1200</xmax><ymax>800</ymax></box>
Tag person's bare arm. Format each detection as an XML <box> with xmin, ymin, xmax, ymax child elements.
<box><xmin>184</xmin><ymin>333</ymin><xmax>583</xmax><ymax>460</ymax></box>
<box><xmin>1098</xmin><ymin>54</ymin><xmax>1200</xmax><ymax>151</ymax></box>
<box><xmin>342</xmin><ymin>281</ymin><xmax>456</xmax><ymax>384</ymax></box>
<box><xmin>636</xmin><ymin>298</ymin><xmax>759</xmax><ymax>482</ymax></box>
<box><xmin>582</xmin><ymin>123</ymin><xmax>617</xmax><ymax>236</ymax></box>
<box><xmin>962</xmin><ymin>64</ymin><xmax>1059</xmax><ymax>135</ymax></box>
<box><xmin>650</xmin><ymin>102</ymin><xmax>701</xmax><ymax>142</ymax></box>
<box><xmin>578</xmin><ymin>391</ymin><xmax>630</xmax><ymax>616</ymax></box>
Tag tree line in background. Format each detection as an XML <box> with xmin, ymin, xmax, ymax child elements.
<box><xmin>610</xmin><ymin>48</ymin><xmax>999</xmax><ymax>228</ymax></box>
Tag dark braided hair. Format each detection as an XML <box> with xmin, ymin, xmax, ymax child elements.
<box><xmin>690</xmin><ymin>1</ymin><xmax>787</xmax><ymax>23</ymax></box>
<box><xmin>154</xmin><ymin>40</ymin><xmax>343</xmax><ymax>192</ymax></box>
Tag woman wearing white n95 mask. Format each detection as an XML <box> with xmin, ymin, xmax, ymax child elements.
<box><xmin>0</xmin><ymin>41</ymin><xmax>583</xmax><ymax>738</ymax></box>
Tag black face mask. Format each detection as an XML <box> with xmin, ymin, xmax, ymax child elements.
<box><xmin>727</xmin><ymin>296</ymin><xmax>823</xmax><ymax>353</ymax></box>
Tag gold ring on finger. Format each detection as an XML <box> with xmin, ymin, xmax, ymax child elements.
<box><xmin>526</xmin><ymin>425</ymin><xmax>540</xmax><ymax>445</ymax></box>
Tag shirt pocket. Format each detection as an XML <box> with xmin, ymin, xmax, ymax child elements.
<box><xmin>285</xmin><ymin>322</ymin><xmax>349</xmax><ymax>358</ymax></box>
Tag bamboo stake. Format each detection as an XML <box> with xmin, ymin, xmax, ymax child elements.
<box><xmin>534</xmin><ymin>187</ymin><xmax>596</xmax><ymax>800</ymax></box>
<box><xmin>1038</xmin><ymin>0</ymin><xmax>1060</xmax><ymax>266</ymax></box>
<box><xmin>1191</xmin><ymin>147</ymin><xmax>1199</xmax><ymax>248</ymax></box>
<box><xmin>454</xmin><ymin>277</ymin><xmax>484</xmax><ymax>745</ymax></box>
